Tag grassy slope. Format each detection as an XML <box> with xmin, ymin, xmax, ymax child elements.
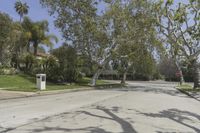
<box><xmin>0</xmin><ymin>74</ymin><xmax>110</xmax><ymax>92</ymax></box>
<box><xmin>177</xmin><ymin>84</ymin><xmax>200</xmax><ymax>92</ymax></box>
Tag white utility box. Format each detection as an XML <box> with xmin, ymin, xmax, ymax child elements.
<box><xmin>36</xmin><ymin>74</ymin><xmax>46</xmax><ymax>90</ymax></box>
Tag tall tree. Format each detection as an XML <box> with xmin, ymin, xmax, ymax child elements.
<box><xmin>21</xmin><ymin>17</ymin><xmax>32</xmax><ymax>52</ymax></box>
<box><xmin>13</xmin><ymin>1</ymin><xmax>29</xmax><ymax>68</ymax></box>
<box><xmin>14</xmin><ymin>0</ymin><xmax>29</xmax><ymax>22</ymax></box>
<box><xmin>40</xmin><ymin>0</ymin><xmax>161</xmax><ymax>85</ymax></box>
<box><xmin>0</xmin><ymin>12</ymin><xmax>26</xmax><ymax>68</ymax></box>
<box><xmin>51</xmin><ymin>44</ymin><xmax>79</xmax><ymax>82</ymax></box>
<box><xmin>10</xmin><ymin>22</ymin><xmax>25</xmax><ymax>68</ymax></box>
<box><xmin>21</xmin><ymin>17</ymin><xmax>58</xmax><ymax>55</ymax></box>
<box><xmin>154</xmin><ymin>0</ymin><xmax>200</xmax><ymax>88</ymax></box>
<box><xmin>107</xmin><ymin>0</ymin><xmax>161</xmax><ymax>84</ymax></box>
<box><xmin>30</xmin><ymin>20</ymin><xmax>58</xmax><ymax>55</ymax></box>
<box><xmin>40</xmin><ymin>0</ymin><xmax>111</xmax><ymax>86</ymax></box>
<box><xmin>0</xmin><ymin>12</ymin><xmax>13</xmax><ymax>66</ymax></box>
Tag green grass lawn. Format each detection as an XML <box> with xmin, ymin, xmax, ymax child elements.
<box><xmin>0</xmin><ymin>74</ymin><xmax>112</xmax><ymax>92</ymax></box>
<box><xmin>177</xmin><ymin>84</ymin><xmax>200</xmax><ymax>92</ymax></box>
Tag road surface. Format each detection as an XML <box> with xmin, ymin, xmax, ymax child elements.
<box><xmin>0</xmin><ymin>81</ymin><xmax>200</xmax><ymax>133</ymax></box>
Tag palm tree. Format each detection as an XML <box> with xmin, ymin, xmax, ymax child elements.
<box><xmin>21</xmin><ymin>17</ymin><xmax>33</xmax><ymax>52</ymax></box>
<box><xmin>14</xmin><ymin>0</ymin><xmax>29</xmax><ymax>22</ymax></box>
<box><xmin>31</xmin><ymin>20</ymin><xmax>58</xmax><ymax>55</ymax></box>
<box><xmin>21</xmin><ymin>17</ymin><xmax>58</xmax><ymax>55</ymax></box>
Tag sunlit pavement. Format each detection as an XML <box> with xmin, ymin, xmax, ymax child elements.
<box><xmin>0</xmin><ymin>81</ymin><xmax>200</xmax><ymax>133</ymax></box>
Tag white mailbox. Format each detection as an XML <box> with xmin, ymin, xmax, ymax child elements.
<box><xmin>36</xmin><ymin>74</ymin><xmax>46</xmax><ymax>90</ymax></box>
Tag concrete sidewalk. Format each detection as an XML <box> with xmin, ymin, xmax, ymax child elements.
<box><xmin>0</xmin><ymin>90</ymin><xmax>35</xmax><ymax>100</ymax></box>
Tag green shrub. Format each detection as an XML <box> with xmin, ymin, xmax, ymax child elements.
<box><xmin>18</xmin><ymin>53</ymin><xmax>36</xmax><ymax>72</ymax></box>
<box><xmin>51</xmin><ymin>44</ymin><xmax>81</xmax><ymax>83</ymax></box>
<box><xmin>0</xmin><ymin>67</ymin><xmax>17</xmax><ymax>75</ymax></box>
<box><xmin>44</xmin><ymin>56</ymin><xmax>62</xmax><ymax>82</ymax></box>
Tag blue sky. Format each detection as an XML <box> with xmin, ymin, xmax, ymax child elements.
<box><xmin>0</xmin><ymin>0</ymin><xmax>63</xmax><ymax>49</ymax></box>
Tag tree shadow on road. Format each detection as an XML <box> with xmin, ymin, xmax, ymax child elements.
<box><xmin>32</xmin><ymin>126</ymin><xmax>112</xmax><ymax>133</ymax></box>
<box><xmin>29</xmin><ymin>106</ymin><xmax>137</xmax><ymax>133</ymax></box>
<box><xmin>136</xmin><ymin>108</ymin><xmax>200</xmax><ymax>133</ymax></box>
<box><xmin>79</xmin><ymin>106</ymin><xmax>137</xmax><ymax>133</ymax></box>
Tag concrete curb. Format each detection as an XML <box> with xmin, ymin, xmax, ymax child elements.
<box><xmin>0</xmin><ymin>84</ymin><xmax>124</xmax><ymax>101</ymax></box>
<box><xmin>176</xmin><ymin>87</ymin><xmax>200</xmax><ymax>102</ymax></box>
<box><xmin>0</xmin><ymin>87</ymin><xmax>94</xmax><ymax>101</ymax></box>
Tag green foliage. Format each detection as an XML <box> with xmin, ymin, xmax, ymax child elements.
<box><xmin>154</xmin><ymin>0</ymin><xmax>200</xmax><ymax>87</ymax></box>
<box><xmin>40</xmin><ymin>0</ymin><xmax>111</xmax><ymax>81</ymax></box>
<box><xmin>78</xmin><ymin>55</ymin><xmax>96</xmax><ymax>76</ymax></box>
<box><xmin>134</xmin><ymin>54</ymin><xmax>158</xmax><ymax>80</ymax></box>
<box><xmin>0</xmin><ymin>13</ymin><xmax>13</xmax><ymax>42</ymax></box>
<box><xmin>18</xmin><ymin>53</ymin><xmax>36</xmax><ymax>71</ymax></box>
<box><xmin>158</xmin><ymin>57</ymin><xmax>178</xmax><ymax>81</ymax></box>
<box><xmin>0</xmin><ymin>12</ymin><xmax>57</xmax><ymax>69</ymax></box>
<box><xmin>0</xmin><ymin>12</ymin><xmax>14</xmax><ymax>66</ymax></box>
<box><xmin>107</xmin><ymin>0</ymin><xmax>160</xmax><ymax>81</ymax></box>
<box><xmin>0</xmin><ymin>67</ymin><xmax>17</xmax><ymax>75</ymax></box>
<box><xmin>154</xmin><ymin>0</ymin><xmax>200</xmax><ymax>60</ymax></box>
<box><xmin>33</xmin><ymin>21</ymin><xmax>57</xmax><ymax>54</ymax></box>
<box><xmin>40</xmin><ymin>0</ymin><xmax>97</xmax><ymax>41</ymax></box>
<box><xmin>42</xmin><ymin>56</ymin><xmax>60</xmax><ymax>82</ymax></box>
<box><xmin>166</xmin><ymin>0</ymin><xmax>174</xmax><ymax>5</ymax></box>
<box><xmin>51</xmin><ymin>44</ymin><xmax>81</xmax><ymax>82</ymax></box>
<box><xmin>21</xmin><ymin>17</ymin><xmax>58</xmax><ymax>55</ymax></box>
<box><xmin>0</xmin><ymin>74</ymin><xmax>79</xmax><ymax>92</ymax></box>
<box><xmin>40</xmin><ymin>0</ymin><xmax>162</xmax><ymax>83</ymax></box>
<box><xmin>177</xmin><ymin>84</ymin><xmax>200</xmax><ymax>92</ymax></box>
<box><xmin>14</xmin><ymin>0</ymin><xmax>29</xmax><ymax>21</ymax></box>
<box><xmin>0</xmin><ymin>74</ymin><xmax>110</xmax><ymax>92</ymax></box>
<box><xmin>181</xmin><ymin>61</ymin><xmax>194</xmax><ymax>82</ymax></box>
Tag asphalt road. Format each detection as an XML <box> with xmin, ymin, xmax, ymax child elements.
<box><xmin>0</xmin><ymin>81</ymin><xmax>200</xmax><ymax>133</ymax></box>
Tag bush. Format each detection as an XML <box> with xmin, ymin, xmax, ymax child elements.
<box><xmin>51</xmin><ymin>44</ymin><xmax>81</xmax><ymax>83</ymax></box>
<box><xmin>9</xmin><ymin>45</ymin><xmax>82</xmax><ymax>83</ymax></box>
<box><xmin>44</xmin><ymin>56</ymin><xmax>62</xmax><ymax>82</ymax></box>
<box><xmin>0</xmin><ymin>67</ymin><xmax>17</xmax><ymax>75</ymax></box>
<box><xmin>18</xmin><ymin>53</ymin><xmax>36</xmax><ymax>72</ymax></box>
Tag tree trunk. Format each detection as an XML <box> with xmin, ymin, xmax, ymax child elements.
<box><xmin>20</xmin><ymin>16</ymin><xmax>22</xmax><ymax>23</ymax></box>
<box><xmin>34</xmin><ymin>43</ymin><xmax>38</xmax><ymax>56</ymax></box>
<box><xmin>192</xmin><ymin>60</ymin><xmax>200</xmax><ymax>89</ymax></box>
<box><xmin>90</xmin><ymin>69</ymin><xmax>102</xmax><ymax>86</ymax></box>
<box><xmin>27</xmin><ymin>42</ymin><xmax>30</xmax><ymax>53</ymax></box>
<box><xmin>179</xmin><ymin>70</ymin><xmax>184</xmax><ymax>85</ymax></box>
<box><xmin>121</xmin><ymin>71</ymin><xmax>127</xmax><ymax>84</ymax></box>
<box><xmin>0</xmin><ymin>46</ymin><xmax>3</xmax><ymax>65</ymax></box>
<box><xmin>174</xmin><ymin>60</ymin><xmax>184</xmax><ymax>85</ymax></box>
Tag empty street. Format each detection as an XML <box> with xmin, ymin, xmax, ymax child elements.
<box><xmin>0</xmin><ymin>81</ymin><xmax>200</xmax><ymax>133</ymax></box>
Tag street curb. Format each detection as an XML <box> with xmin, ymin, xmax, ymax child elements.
<box><xmin>0</xmin><ymin>87</ymin><xmax>94</xmax><ymax>101</ymax></box>
<box><xmin>0</xmin><ymin>84</ymin><xmax>124</xmax><ymax>101</ymax></box>
<box><xmin>176</xmin><ymin>87</ymin><xmax>200</xmax><ymax>102</ymax></box>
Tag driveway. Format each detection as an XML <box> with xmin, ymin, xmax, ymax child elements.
<box><xmin>0</xmin><ymin>81</ymin><xmax>200</xmax><ymax>133</ymax></box>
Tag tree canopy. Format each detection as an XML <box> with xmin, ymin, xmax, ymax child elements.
<box><xmin>40</xmin><ymin>0</ymin><xmax>161</xmax><ymax>85</ymax></box>
<box><xmin>154</xmin><ymin>0</ymin><xmax>200</xmax><ymax>88</ymax></box>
